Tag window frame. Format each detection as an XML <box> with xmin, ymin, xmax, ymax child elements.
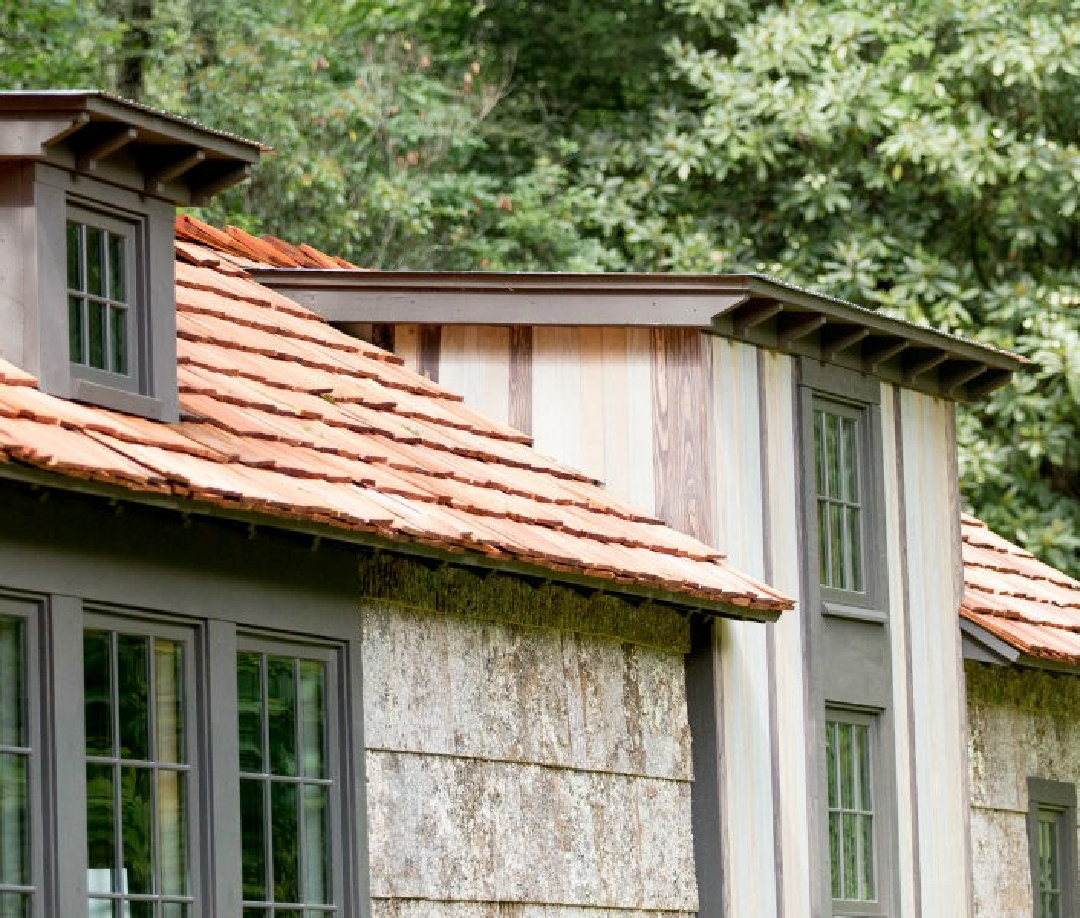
<box><xmin>1027</xmin><ymin>777</ymin><xmax>1078</xmax><ymax>918</ymax></box>
<box><xmin>65</xmin><ymin>204</ymin><xmax>144</xmax><ymax>395</ymax></box>
<box><xmin>0</xmin><ymin>595</ymin><xmax>45</xmax><ymax>918</ymax></box>
<box><xmin>825</xmin><ymin>707</ymin><xmax>883</xmax><ymax>917</ymax></box>
<box><xmin>81</xmin><ymin>609</ymin><xmax>204</xmax><ymax>918</ymax></box>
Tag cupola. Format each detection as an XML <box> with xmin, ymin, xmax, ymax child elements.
<box><xmin>0</xmin><ymin>91</ymin><xmax>263</xmax><ymax>420</ymax></box>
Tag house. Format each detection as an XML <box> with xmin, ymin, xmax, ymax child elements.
<box><xmin>0</xmin><ymin>91</ymin><xmax>798</xmax><ymax>918</ymax></box>
<box><xmin>228</xmin><ymin>257</ymin><xmax>1027</xmax><ymax>916</ymax></box>
<box><xmin>961</xmin><ymin>514</ymin><xmax>1080</xmax><ymax>917</ymax></box>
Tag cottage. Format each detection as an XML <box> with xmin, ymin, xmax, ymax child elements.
<box><xmin>0</xmin><ymin>92</ymin><xmax>796</xmax><ymax>918</ymax></box>
<box><xmin>239</xmin><ymin>260</ymin><xmax>1026</xmax><ymax>916</ymax></box>
<box><xmin>961</xmin><ymin>514</ymin><xmax>1080</xmax><ymax>917</ymax></box>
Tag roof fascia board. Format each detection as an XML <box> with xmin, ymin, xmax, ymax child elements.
<box><xmin>254</xmin><ymin>268</ymin><xmax>1022</xmax><ymax>402</ymax></box>
<box><xmin>0</xmin><ymin>464</ymin><xmax>778</xmax><ymax>623</ymax></box>
<box><xmin>960</xmin><ymin>617</ymin><xmax>1022</xmax><ymax>665</ymax></box>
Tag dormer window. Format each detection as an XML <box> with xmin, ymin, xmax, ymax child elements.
<box><xmin>0</xmin><ymin>91</ymin><xmax>263</xmax><ymax>422</ymax></box>
<box><xmin>66</xmin><ymin>208</ymin><xmax>139</xmax><ymax>383</ymax></box>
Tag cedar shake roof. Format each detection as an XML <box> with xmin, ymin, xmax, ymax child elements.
<box><xmin>0</xmin><ymin>218</ymin><xmax>792</xmax><ymax>617</ymax></box>
<box><xmin>961</xmin><ymin>514</ymin><xmax>1080</xmax><ymax>667</ymax></box>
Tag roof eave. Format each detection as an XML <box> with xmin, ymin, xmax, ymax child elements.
<box><xmin>252</xmin><ymin>268</ymin><xmax>1023</xmax><ymax>403</ymax></box>
<box><xmin>0</xmin><ymin>462</ymin><xmax>784</xmax><ymax>624</ymax></box>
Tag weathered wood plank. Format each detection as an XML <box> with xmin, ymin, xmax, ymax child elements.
<box><xmin>418</xmin><ymin>323</ymin><xmax>442</xmax><ymax>382</ymax></box>
<box><xmin>760</xmin><ymin>349</ymin><xmax>813</xmax><ymax>917</ymax></box>
<box><xmin>394</xmin><ymin>323</ymin><xmax>421</xmax><ymax>374</ymax></box>
<box><xmin>366</xmin><ymin>751</ymin><xmax>697</xmax><ymax>910</ymax></box>
<box><xmin>880</xmin><ymin>383</ymin><xmax>920</xmax><ymax>917</ymax></box>
<box><xmin>362</xmin><ymin>604</ymin><xmax>691</xmax><ymax>780</ymax></box>
<box><xmin>704</xmin><ymin>336</ymin><xmax>778</xmax><ymax>918</ymax></box>
<box><xmin>509</xmin><ymin>325</ymin><xmax>533</xmax><ymax>435</ymax></box>
<box><xmin>651</xmin><ymin>328</ymin><xmax>712</xmax><ymax>544</ymax></box>
<box><xmin>439</xmin><ymin>325</ymin><xmax>511</xmax><ymax>425</ymax></box>
<box><xmin>900</xmin><ymin>389</ymin><xmax>969</xmax><ymax>917</ymax></box>
<box><xmin>532</xmin><ymin>327</ymin><xmax>585</xmax><ymax>471</ymax></box>
<box><xmin>623</xmin><ymin>328</ymin><xmax>657</xmax><ymax>514</ymax></box>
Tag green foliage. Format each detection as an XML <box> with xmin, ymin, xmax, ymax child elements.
<box><xmin>3</xmin><ymin>0</ymin><xmax>1080</xmax><ymax>571</ymax></box>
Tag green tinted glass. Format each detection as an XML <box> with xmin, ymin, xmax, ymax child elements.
<box><xmin>110</xmin><ymin>307</ymin><xmax>128</xmax><ymax>376</ymax></box>
<box><xmin>302</xmin><ymin>785</ymin><xmax>330</xmax><ymax>904</ymax></box>
<box><xmin>117</xmin><ymin>635</ymin><xmax>149</xmax><ymax>761</ymax></box>
<box><xmin>0</xmin><ymin>619</ymin><xmax>23</xmax><ymax>748</ymax></box>
<box><xmin>108</xmin><ymin>233</ymin><xmax>125</xmax><ymax>302</ymax></box>
<box><xmin>0</xmin><ymin>892</ymin><xmax>29</xmax><ymax>918</ymax></box>
<box><xmin>299</xmin><ymin>661</ymin><xmax>326</xmax><ymax>779</ymax></box>
<box><xmin>271</xmin><ymin>781</ymin><xmax>299</xmax><ymax>903</ymax></box>
<box><xmin>83</xmin><ymin>631</ymin><xmax>113</xmax><ymax>756</ymax></box>
<box><xmin>121</xmin><ymin>767</ymin><xmax>153</xmax><ymax>895</ymax></box>
<box><xmin>154</xmin><ymin>640</ymin><xmax>184</xmax><ymax>765</ymax></box>
<box><xmin>240</xmin><ymin>778</ymin><xmax>267</xmax><ymax>901</ymax></box>
<box><xmin>157</xmin><ymin>770</ymin><xmax>188</xmax><ymax>896</ymax></box>
<box><xmin>69</xmin><ymin>296</ymin><xmax>86</xmax><ymax>364</ymax></box>
<box><xmin>237</xmin><ymin>654</ymin><xmax>264</xmax><ymax>773</ymax></box>
<box><xmin>267</xmin><ymin>659</ymin><xmax>296</xmax><ymax>777</ymax></box>
<box><xmin>0</xmin><ymin>754</ymin><xmax>27</xmax><ymax>888</ymax></box>
<box><xmin>88</xmin><ymin>300</ymin><xmax>106</xmax><ymax>370</ymax></box>
<box><xmin>67</xmin><ymin>222</ymin><xmax>84</xmax><ymax>291</ymax></box>
<box><xmin>85</xmin><ymin>763</ymin><xmax>116</xmax><ymax>892</ymax></box>
<box><xmin>86</xmin><ymin>227</ymin><xmax>104</xmax><ymax>297</ymax></box>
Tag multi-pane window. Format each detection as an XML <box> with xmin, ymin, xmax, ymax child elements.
<box><xmin>66</xmin><ymin>216</ymin><xmax>133</xmax><ymax>378</ymax></box>
<box><xmin>1036</xmin><ymin>808</ymin><xmax>1063</xmax><ymax>918</ymax></box>
<box><xmin>237</xmin><ymin>648</ymin><xmax>336</xmax><ymax>917</ymax></box>
<box><xmin>0</xmin><ymin>616</ymin><xmax>30</xmax><ymax>918</ymax></box>
<box><xmin>826</xmin><ymin>716</ymin><xmax>875</xmax><ymax>906</ymax></box>
<box><xmin>813</xmin><ymin>406</ymin><xmax>864</xmax><ymax>593</ymax></box>
<box><xmin>84</xmin><ymin>625</ymin><xmax>193</xmax><ymax>918</ymax></box>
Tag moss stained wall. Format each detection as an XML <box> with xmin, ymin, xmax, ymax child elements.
<box><xmin>966</xmin><ymin>660</ymin><xmax>1080</xmax><ymax>917</ymax></box>
<box><xmin>362</xmin><ymin>598</ymin><xmax>697</xmax><ymax>916</ymax></box>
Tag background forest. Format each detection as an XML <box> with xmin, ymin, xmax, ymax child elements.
<box><xmin>5</xmin><ymin>0</ymin><xmax>1080</xmax><ymax>572</ymax></box>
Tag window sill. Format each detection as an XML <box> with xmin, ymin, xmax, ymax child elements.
<box><xmin>71</xmin><ymin>378</ymin><xmax>174</xmax><ymax>421</ymax></box>
<box><xmin>822</xmin><ymin>601</ymin><xmax>887</xmax><ymax>625</ymax></box>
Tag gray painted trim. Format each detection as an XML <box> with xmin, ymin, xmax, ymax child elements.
<box><xmin>206</xmin><ymin>620</ymin><xmax>242</xmax><ymax>915</ymax></box>
<box><xmin>0</xmin><ymin>466</ymin><xmax>782</xmax><ymax>623</ymax></box>
<box><xmin>686</xmin><ymin>620</ymin><xmax>724</xmax><ymax>918</ymax></box>
<box><xmin>893</xmin><ymin>388</ymin><xmax>923</xmax><ymax>918</ymax></box>
<box><xmin>1026</xmin><ymin>778</ymin><xmax>1078</xmax><ymax>918</ymax></box>
<box><xmin>256</xmin><ymin>271</ymin><xmax>1020</xmax><ymax>402</ymax></box>
<box><xmin>798</xmin><ymin>364</ymin><xmax>900</xmax><ymax>917</ymax></box>
<box><xmin>959</xmin><ymin>618</ymin><xmax>1021</xmax><ymax>665</ymax></box>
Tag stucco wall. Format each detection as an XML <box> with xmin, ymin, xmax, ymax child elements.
<box><xmin>966</xmin><ymin>660</ymin><xmax>1080</xmax><ymax>916</ymax></box>
<box><xmin>362</xmin><ymin>601</ymin><xmax>697</xmax><ymax>916</ymax></box>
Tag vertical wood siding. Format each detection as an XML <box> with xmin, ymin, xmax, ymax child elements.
<box><xmin>706</xmin><ymin>337</ymin><xmax>778</xmax><ymax>918</ymax></box>
<box><xmin>760</xmin><ymin>350</ymin><xmax>812</xmax><ymax>916</ymax></box>
<box><xmin>898</xmin><ymin>389</ymin><xmax>969</xmax><ymax>917</ymax></box>
<box><xmin>880</xmin><ymin>384</ymin><xmax>920</xmax><ymax>918</ymax></box>
<box><xmin>439</xmin><ymin>326</ymin><xmax>511</xmax><ymax>425</ymax></box>
<box><xmin>363</xmin><ymin>603</ymin><xmax>697</xmax><ymax>915</ymax></box>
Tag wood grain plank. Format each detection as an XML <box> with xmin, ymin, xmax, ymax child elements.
<box><xmin>419</xmin><ymin>324</ymin><xmax>442</xmax><ymax>382</ymax></box>
<box><xmin>394</xmin><ymin>324</ymin><xmax>421</xmax><ymax>374</ymax></box>
<box><xmin>650</xmin><ymin>328</ymin><xmax>712</xmax><ymax>544</ymax></box>
<box><xmin>532</xmin><ymin>327</ymin><xmax>584</xmax><ymax>471</ymax></box>
<box><xmin>509</xmin><ymin>326</ymin><xmax>533</xmax><ymax>435</ymax></box>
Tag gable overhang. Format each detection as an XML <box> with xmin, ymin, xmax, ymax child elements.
<box><xmin>0</xmin><ymin>462</ymin><xmax>783</xmax><ymax>625</ymax></box>
<box><xmin>960</xmin><ymin>615</ymin><xmax>1080</xmax><ymax>676</ymax></box>
<box><xmin>0</xmin><ymin>90</ymin><xmax>265</xmax><ymax>204</ymax></box>
<box><xmin>253</xmin><ymin>269</ymin><xmax>1023</xmax><ymax>403</ymax></box>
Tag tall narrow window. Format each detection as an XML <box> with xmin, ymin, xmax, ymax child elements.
<box><xmin>813</xmin><ymin>405</ymin><xmax>864</xmax><ymax>593</ymax></box>
<box><xmin>237</xmin><ymin>647</ymin><xmax>336</xmax><ymax>917</ymax></box>
<box><xmin>826</xmin><ymin>714</ymin><xmax>876</xmax><ymax>908</ymax></box>
<box><xmin>84</xmin><ymin>625</ymin><xmax>193</xmax><ymax>918</ymax></box>
<box><xmin>0</xmin><ymin>616</ymin><xmax>30</xmax><ymax>918</ymax></box>
<box><xmin>1028</xmin><ymin>779</ymin><xmax>1077</xmax><ymax>918</ymax></box>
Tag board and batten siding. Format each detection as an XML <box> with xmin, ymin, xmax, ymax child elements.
<box><xmin>389</xmin><ymin>323</ymin><xmax>973</xmax><ymax>918</ymax></box>
<box><xmin>362</xmin><ymin>602</ymin><xmax>698</xmax><ymax>917</ymax></box>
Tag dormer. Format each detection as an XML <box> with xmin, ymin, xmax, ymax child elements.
<box><xmin>0</xmin><ymin>91</ymin><xmax>263</xmax><ymax>420</ymax></box>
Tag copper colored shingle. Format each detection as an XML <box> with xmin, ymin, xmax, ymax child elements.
<box><xmin>961</xmin><ymin>514</ymin><xmax>1080</xmax><ymax>666</ymax></box>
<box><xmin>0</xmin><ymin>224</ymin><xmax>793</xmax><ymax>615</ymax></box>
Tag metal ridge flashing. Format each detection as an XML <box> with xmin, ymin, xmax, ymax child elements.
<box><xmin>252</xmin><ymin>267</ymin><xmax>1024</xmax><ymax>403</ymax></box>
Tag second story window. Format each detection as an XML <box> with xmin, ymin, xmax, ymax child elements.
<box><xmin>813</xmin><ymin>403</ymin><xmax>864</xmax><ymax>593</ymax></box>
<box><xmin>66</xmin><ymin>209</ymin><xmax>140</xmax><ymax>388</ymax></box>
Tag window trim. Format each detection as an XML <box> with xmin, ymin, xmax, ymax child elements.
<box><xmin>825</xmin><ymin>707</ymin><xmax>883</xmax><ymax>917</ymax></box>
<box><xmin>65</xmin><ymin>204</ymin><xmax>144</xmax><ymax>395</ymax></box>
<box><xmin>0</xmin><ymin>595</ymin><xmax>45</xmax><ymax>918</ymax></box>
<box><xmin>1027</xmin><ymin>777</ymin><xmax>1078</xmax><ymax>918</ymax></box>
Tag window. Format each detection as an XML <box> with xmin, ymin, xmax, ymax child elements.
<box><xmin>1028</xmin><ymin>778</ymin><xmax>1077</xmax><ymax>918</ymax></box>
<box><xmin>813</xmin><ymin>405</ymin><xmax>864</xmax><ymax>593</ymax></box>
<box><xmin>0</xmin><ymin>613</ymin><xmax>32</xmax><ymax>918</ymax></box>
<box><xmin>826</xmin><ymin>713</ymin><xmax>879</xmax><ymax>913</ymax></box>
<box><xmin>65</xmin><ymin>207</ymin><xmax>142</xmax><ymax>395</ymax></box>
<box><xmin>237</xmin><ymin>644</ymin><xmax>340</xmax><ymax>916</ymax></box>
<box><xmin>0</xmin><ymin>591</ymin><xmax>365</xmax><ymax>918</ymax></box>
<box><xmin>67</xmin><ymin>216</ymin><xmax>135</xmax><ymax>379</ymax></box>
<box><xmin>83</xmin><ymin>619</ymin><xmax>195</xmax><ymax>918</ymax></box>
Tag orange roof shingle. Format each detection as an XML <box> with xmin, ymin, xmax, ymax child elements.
<box><xmin>0</xmin><ymin>223</ymin><xmax>792</xmax><ymax>615</ymax></box>
<box><xmin>961</xmin><ymin>514</ymin><xmax>1080</xmax><ymax>666</ymax></box>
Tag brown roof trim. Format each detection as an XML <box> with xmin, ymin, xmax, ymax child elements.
<box><xmin>253</xmin><ymin>269</ymin><xmax>1024</xmax><ymax>403</ymax></box>
<box><xmin>0</xmin><ymin>90</ymin><xmax>264</xmax><ymax>204</ymax></box>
